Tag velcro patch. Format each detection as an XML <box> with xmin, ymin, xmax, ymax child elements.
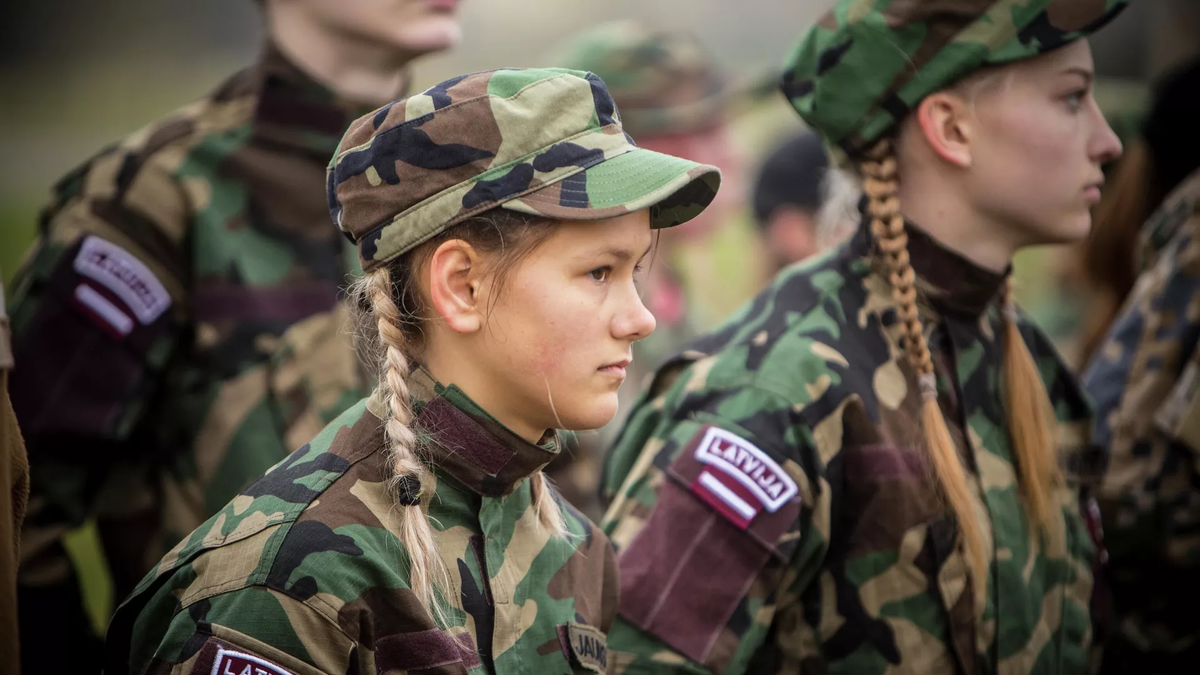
<box><xmin>72</xmin><ymin>283</ymin><xmax>134</xmax><ymax>337</ymax></box>
<box><xmin>208</xmin><ymin>647</ymin><xmax>293</xmax><ymax>675</ymax></box>
<box><xmin>73</xmin><ymin>236</ymin><xmax>170</xmax><ymax>324</ymax></box>
<box><xmin>558</xmin><ymin>622</ymin><xmax>607</xmax><ymax>673</ymax></box>
<box><xmin>689</xmin><ymin>427</ymin><xmax>798</xmax><ymax>528</ymax></box>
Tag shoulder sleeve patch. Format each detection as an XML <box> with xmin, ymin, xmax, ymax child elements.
<box><xmin>194</xmin><ymin>644</ymin><xmax>295</xmax><ymax>675</ymax></box>
<box><xmin>688</xmin><ymin>426</ymin><xmax>799</xmax><ymax>529</ymax></box>
<box><xmin>73</xmin><ymin>235</ymin><xmax>171</xmax><ymax>324</ymax></box>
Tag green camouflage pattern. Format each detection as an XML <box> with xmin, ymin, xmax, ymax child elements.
<box><xmin>105</xmin><ymin>367</ymin><xmax>618</xmax><ymax>675</ymax></box>
<box><xmin>781</xmin><ymin>0</ymin><xmax>1128</xmax><ymax>155</ymax></box>
<box><xmin>1083</xmin><ymin>167</ymin><xmax>1200</xmax><ymax>672</ymax></box>
<box><xmin>7</xmin><ymin>45</ymin><xmax>377</xmax><ymax>662</ymax></box>
<box><xmin>327</xmin><ymin>67</ymin><xmax>721</xmax><ymax>271</ymax></box>
<box><xmin>601</xmin><ymin>220</ymin><xmax>1103</xmax><ymax>674</ymax></box>
<box><xmin>551</xmin><ymin>21</ymin><xmax>729</xmax><ymax>137</ymax></box>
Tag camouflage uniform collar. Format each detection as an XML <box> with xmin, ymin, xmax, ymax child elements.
<box><xmin>250</xmin><ymin>42</ymin><xmax>403</xmax><ymax>158</ymax></box>
<box><xmin>401</xmin><ymin>367</ymin><xmax>559</xmax><ymax>498</ymax></box>
<box><xmin>854</xmin><ymin>213</ymin><xmax>1008</xmax><ymax>317</ymax></box>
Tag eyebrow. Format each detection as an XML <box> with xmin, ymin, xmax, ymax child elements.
<box><xmin>576</xmin><ymin>241</ymin><xmax>654</xmax><ymax>263</ymax></box>
<box><xmin>1062</xmin><ymin>67</ymin><xmax>1094</xmax><ymax>84</ymax></box>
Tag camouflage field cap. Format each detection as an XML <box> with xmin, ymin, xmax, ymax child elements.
<box><xmin>782</xmin><ymin>0</ymin><xmax>1129</xmax><ymax>156</ymax></box>
<box><xmin>552</xmin><ymin>22</ymin><xmax>730</xmax><ymax>137</ymax></box>
<box><xmin>328</xmin><ymin>68</ymin><xmax>721</xmax><ymax>270</ymax></box>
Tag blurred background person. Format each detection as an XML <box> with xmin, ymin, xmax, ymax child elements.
<box><xmin>1073</xmin><ymin>56</ymin><xmax>1200</xmax><ymax>367</ymax></box>
<box><xmin>547</xmin><ymin>20</ymin><xmax>767</xmax><ymax>518</ymax></box>
<box><xmin>6</xmin><ymin>0</ymin><xmax>461</xmax><ymax>669</ymax></box>
<box><xmin>751</xmin><ymin>130</ymin><xmax>856</xmax><ymax>274</ymax></box>
<box><xmin>1083</xmin><ymin>54</ymin><xmax>1200</xmax><ymax>675</ymax></box>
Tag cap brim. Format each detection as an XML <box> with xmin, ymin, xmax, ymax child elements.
<box><xmin>501</xmin><ymin>147</ymin><xmax>721</xmax><ymax>229</ymax></box>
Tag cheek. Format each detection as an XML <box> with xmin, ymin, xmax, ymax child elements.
<box><xmin>982</xmin><ymin>107</ymin><xmax>1081</xmax><ymax>198</ymax></box>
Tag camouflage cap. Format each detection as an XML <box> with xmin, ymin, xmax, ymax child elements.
<box><xmin>781</xmin><ymin>0</ymin><xmax>1129</xmax><ymax>156</ymax></box>
<box><xmin>552</xmin><ymin>22</ymin><xmax>729</xmax><ymax>137</ymax></box>
<box><xmin>327</xmin><ymin>68</ymin><xmax>721</xmax><ymax>270</ymax></box>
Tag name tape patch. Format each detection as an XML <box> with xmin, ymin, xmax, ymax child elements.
<box><xmin>209</xmin><ymin>647</ymin><xmax>294</xmax><ymax>675</ymax></box>
<box><xmin>73</xmin><ymin>236</ymin><xmax>170</xmax><ymax>324</ymax></box>
<box><xmin>692</xmin><ymin>427</ymin><xmax>798</xmax><ymax>525</ymax></box>
<box><xmin>563</xmin><ymin>622</ymin><xmax>607</xmax><ymax>673</ymax></box>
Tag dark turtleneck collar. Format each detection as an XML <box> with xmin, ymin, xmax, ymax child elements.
<box><xmin>377</xmin><ymin>367</ymin><xmax>560</xmax><ymax>498</ymax></box>
<box><xmin>851</xmin><ymin>208</ymin><xmax>1010</xmax><ymax>317</ymax></box>
<box><xmin>249</xmin><ymin>42</ymin><xmax>409</xmax><ymax>158</ymax></box>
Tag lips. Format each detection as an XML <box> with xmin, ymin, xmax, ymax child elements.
<box><xmin>599</xmin><ymin>357</ymin><xmax>632</xmax><ymax>377</ymax></box>
<box><xmin>425</xmin><ymin>0</ymin><xmax>459</xmax><ymax>11</ymax></box>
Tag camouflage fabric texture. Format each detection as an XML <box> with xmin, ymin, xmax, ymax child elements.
<box><xmin>601</xmin><ymin>221</ymin><xmax>1104</xmax><ymax>674</ymax></box>
<box><xmin>1</xmin><ymin>275</ymin><xmax>31</xmax><ymax>673</ymax></box>
<box><xmin>1083</xmin><ymin>167</ymin><xmax>1200</xmax><ymax>673</ymax></box>
<box><xmin>7</xmin><ymin>44</ymin><xmax>377</xmax><ymax>665</ymax></box>
<box><xmin>781</xmin><ymin>0</ymin><xmax>1129</xmax><ymax>156</ymax></box>
<box><xmin>327</xmin><ymin>67</ymin><xmax>721</xmax><ymax>271</ymax></box>
<box><xmin>106</xmin><ymin>367</ymin><xmax>619</xmax><ymax>675</ymax></box>
<box><xmin>550</xmin><ymin>21</ymin><xmax>730</xmax><ymax>138</ymax></box>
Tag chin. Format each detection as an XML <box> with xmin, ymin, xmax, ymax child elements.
<box><xmin>557</xmin><ymin>396</ymin><xmax>619</xmax><ymax>432</ymax></box>
<box><xmin>388</xmin><ymin>18</ymin><xmax>462</xmax><ymax>54</ymax></box>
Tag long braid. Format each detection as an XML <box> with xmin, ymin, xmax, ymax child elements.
<box><xmin>530</xmin><ymin>471</ymin><xmax>567</xmax><ymax>535</ymax></box>
<box><xmin>1000</xmin><ymin>282</ymin><xmax>1062</xmax><ymax>537</ymax></box>
<box><xmin>860</xmin><ymin>138</ymin><xmax>989</xmax><ymax>601</ymax></box>
<box><xmin>366</xmin><ymin>268</ymin><xmax>452</xmax><ymax>621</ymax></box>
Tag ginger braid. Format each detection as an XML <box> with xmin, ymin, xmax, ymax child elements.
<box><xmin>860</xmin><ymin>138</ymin><xmax>989</xmax><ymax>598</ymax></box>
<box><xmin>1000</xmin><ymin>282</ymin><xmax>1063</xmax><ymax>537</ymax></box>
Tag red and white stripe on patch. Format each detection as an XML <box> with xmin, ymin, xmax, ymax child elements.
<box><xmin>689</xmin><ymin>427</ymin><xmax>798</xmax><ymax>529</ymax></box>
<box><xmin>72</xmin><ymin>283</ymin><xmax>134</xmax><ymax>337</ymax></box>
<box><xmin>209</xmin><ymin>647</ymin><xmax>294</xmax><ymax>675</ymax></box>
<box><xmin>73</xmin><ymin>235</ymin><xmax>170</xmax><ymax>324</ymax></box>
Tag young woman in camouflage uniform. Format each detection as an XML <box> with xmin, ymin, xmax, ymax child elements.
<box><xmin>601</xmin><ymin>2</ymin><xmax>1126</xmax><ymax>674</ymax></box>
<box><xmin>104</xmin><ymin>68</ymin><xmax>720</xmax><ymax>675</ymax></box>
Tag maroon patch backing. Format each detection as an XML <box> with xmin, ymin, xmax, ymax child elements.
<box><xmin>616</xmin><ymin>478</ymin><xmax>775</xmax><ymax>664</ymax></box>
<box><xmin>189</xmin><ymin>638</ymin><xmax>294</xmax><ymax>675</ymax></box>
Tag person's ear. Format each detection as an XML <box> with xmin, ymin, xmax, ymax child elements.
<box><xmin>427</xmin><ymin>240</ymin><xmax>484</xmax><ymax>334</ymax></box>
<box><xmin>913</xmin><ymin>91</ymin><xmax>976</xmax><ymax>169</ymax></box>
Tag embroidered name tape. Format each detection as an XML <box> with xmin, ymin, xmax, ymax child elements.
<box><xmin>559</xmin><ymin>622</ymin><xmax>607</xmax><ymax>673</ymax></box>
<box><xmin>208</xmin><ymin>647</ymin><xmax>293</xmax><ymax>675</ymax></box>
<box><xmin>690</xmin><ymin>427</ymin><xmax>798</xmax><ymax>528</ymax></box>
<box><xmin>74</xmin><ymin>236</ymin><xmax>170</xmax><ymax>324</ymax></box>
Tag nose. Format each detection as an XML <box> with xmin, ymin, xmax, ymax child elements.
<box><xmin>612</xmin><ymin>282</ymin><xmax>656</xmax><ymax>342</ymax></box>
<box><xmin>1090</xmin><ymin>105</ymin><xmax>1123</xmax><ymax>166</ymax></box>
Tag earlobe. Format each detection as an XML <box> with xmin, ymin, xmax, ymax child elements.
<box><xmin>427</xmin><ymin>240</ymin><xmax>483</xmax><ymax>334</ymax></box>
<box><xmin>915</xmin><ymin>94</ymin><xmax>973</xmax><ymax>169</ymax></box>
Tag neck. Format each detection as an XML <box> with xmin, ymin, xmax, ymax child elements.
<box><xmin>897</xmin><ymin>177</ymin><xmax>1014</xmax><ymax>274</ymax></box>
<box><xmin>267</xmin><ymin>13</ymin><xmax>414</xmax><ymax>107</ymax></box>
<box><xmin>423</xmin><ymin>342</ymin><xmax>549</xmax><ymax>444</ymax></box>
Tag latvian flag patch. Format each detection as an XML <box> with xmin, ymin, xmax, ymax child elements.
<box><xmin>688</xmin><ymin>427</ymin><xmax>798</xmax><ymax>529</ymax></box>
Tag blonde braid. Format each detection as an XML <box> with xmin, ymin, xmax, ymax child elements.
<box><xmin>366</xmin><ymin>268</ymin><xmax>452</xmax><ymax>620</ymax></box>
<box><xmin>860</xmin><ymin>139</ymin><xmax>989</xmax><ymax>600</ymax></box>
<box><xmin>530</xmin><ymin>471</ymin><xmax>567</xmax><ymax>535</ymax></box>
<box><xmin>1000</xmin><ymin>282</ymin><xmax>1063</xmax><ymax>537</ymax></box>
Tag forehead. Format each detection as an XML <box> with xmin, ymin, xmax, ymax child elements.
<box><xmin>1016</xmin><ymin>39</ymin><xmax>1095</xmax><ymax>79</ymax></box>
<box><xmin>539</xmin><ymin>210</ymin><xmax>653</xmax><ymax>253</ymax></box>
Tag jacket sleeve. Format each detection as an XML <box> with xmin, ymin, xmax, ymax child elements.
<box><xmin>124</xmin><ymin>586</ymin><xmax>352</xmax><ymax>675</ymax></box>
<box><xmin>12</xmin><ymin>146</ymin><xmax>189</xmax><ymax>659</ymax></box>
<box><xmin>602</xmin><ymin>378</ymin><xmax>832</xmax><ymax>675</ymax></box>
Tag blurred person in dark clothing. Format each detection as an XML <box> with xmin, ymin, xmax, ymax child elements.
<box><xmin>752</xmin><ymin>130</ymin><xmax>848</xmax><ymax>273</ymax></box>
<box><xmin>1082</xmin><ymin>54</ymin><xmax>1200</xmax><ymax>675</ymax></box>
<box><xmin>1074</xmin><ymin>56</ymin><xmax>1200</xmax><ymax>367</ymax></box>
<box><xmin>7</xmin><ymin>0</ymin><xmax>460</xmax><ymax>669</ymax></box>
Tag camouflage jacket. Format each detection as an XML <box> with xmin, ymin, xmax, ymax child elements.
<box><xmin>105</xmin><ymin>368</ymin><xmax>619</xmax><ymax>675</ymax></box>
<box><xmin>8</xmin><ymin>44</ymin><xmax>380</xmax><ymax>659</ymax></box>
<box><xmin>601</xmin><ymin>220</ymin><xmax>1103</xmax><ymax>674</ymax></box>
<box><xmin>1083</xmin><ymin>167</ymin><xmax>1200</xmax><ymax>672</ymax></box>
